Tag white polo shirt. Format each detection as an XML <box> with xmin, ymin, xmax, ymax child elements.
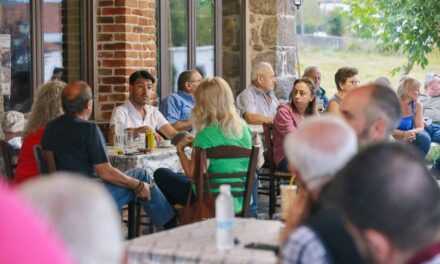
<box><xmin>110</xmin><ymin>101</ymin><xmax>169</xmax><ymax>131</ymax></box>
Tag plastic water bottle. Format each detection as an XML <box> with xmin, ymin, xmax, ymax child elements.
<box><xmin>216</xmin><ymin>184</ymin><xmax>235</xmax><ymax>251</ymax></box>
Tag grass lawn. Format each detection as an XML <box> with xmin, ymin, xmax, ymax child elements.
<box><xmin>299</xmin><ymin>48</ymin><xmax>440</xmax><ymax>97</ymax></box>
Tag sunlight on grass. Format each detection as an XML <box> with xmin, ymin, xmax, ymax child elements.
<box><xmin>299</xmin><ymin>48</ymin><xmax>440</xmax><ymax>97</ymax></box>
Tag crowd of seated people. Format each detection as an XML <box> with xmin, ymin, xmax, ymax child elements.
<box><xmin>4</xmin><ymin>63</ymin><xmax>440</xmax><ymax>264</ymax></box>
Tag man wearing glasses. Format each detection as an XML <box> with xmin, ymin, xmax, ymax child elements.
<box><xmin>160</xmin><ymin>69</ymin><xmax>203</xmax><ymax>131</ymax></box>
<box><xmin>109</xmin><ymin>70</ymin><xmax>177</xmax><ymax>145</ymax></box>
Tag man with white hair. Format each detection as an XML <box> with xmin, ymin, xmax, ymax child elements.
<box><xmin>236</xmin><ymin>62</ymin><xmax>279</xmax><ymax>125</ymax></box>
<box><xmin>281</xmin><ymin>115</ymin><xmax>362</xmax><ymax>264</ymax></box>
<box><xmin>421</xmin><ymin>73</ymin><xmax>440</xmax><ymax>123</ymax></box>
<box><xmin>19</xmin><ymin>173</ymin><xmax>123</xmax><ymax>264</ymax></box>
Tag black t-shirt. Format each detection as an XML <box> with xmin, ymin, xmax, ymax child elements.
<box><xmin>41</xmin><ymin>114</ymin><xmax>108</xmax><ymax>178</ymax></box>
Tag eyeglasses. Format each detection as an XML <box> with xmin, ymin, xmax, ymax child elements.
<box><xmin>189</xmin><ymin>79</ymin><xmax>202</xmax><ymax>84</ymax></box>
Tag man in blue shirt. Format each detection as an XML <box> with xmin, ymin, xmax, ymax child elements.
<box><xmin>160</xmin><ymin>70</ymin><xmax>203</xmax><ymax>131</ymax></box>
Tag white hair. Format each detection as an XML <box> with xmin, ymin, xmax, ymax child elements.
<box><xmin>251</xmin><ymin>62</ymin><xmax>273</xmax><ymax>81</ymax></box>
<box><xmin>19</xmin><ymin>173</ymin><xmax>123</xmax><ymax>264</ymax></box>
<box><xmin>284</xmin><ymin>115</ymin><xmax>358</xmax><ymax>190</ymax></box>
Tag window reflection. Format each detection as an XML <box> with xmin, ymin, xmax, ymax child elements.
<box><xmin>168</xmin><ymin>0</ymin><xmax>188</xmax><ymax>92</ymax></box>
<box><xmin>196</xmin><ymin>0</ymin><xmax>214</xmax><ymax>78</ymax></box>
<box><xmin>43</xmin><ymin>0</ymin><xmax>81</xmax><ymax>83</ymax></box>
<box><xmin>0</xmin><ymin>0</ymin><xmax>32</xmax><ymax>112</ymax></box>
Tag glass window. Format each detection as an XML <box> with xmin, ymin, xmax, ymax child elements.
<box><xmin>43</xmin><ymin>0</ymin><xmax>81</xmax><ymax>83</ymax></box>
<box><xmin>168</xmin><ymin>0</ymin><xmax>188</xmax><ymax>92</ymax></box>
<box><xmin>196</xmin><ymin>0</ymin><xmax>214</xmax><ymax>78</ymax></box>
<box><xmin>0</xmin><ymin>1</ymin><xmax>32</xmax><ymax>112</ymax></box>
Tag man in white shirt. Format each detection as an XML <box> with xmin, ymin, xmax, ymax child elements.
<box><xmin>109</xmin><ymin>70</ymin><xmax>177</xmax><ymax>144</ymax></box>
<box><xmin>236</xmin><ymin>62</ymin><xmax>279</xmax><ymax>125</ymax></box>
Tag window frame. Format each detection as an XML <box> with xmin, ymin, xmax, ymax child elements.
<box><xmin>28</xmin><ymin>0</ymin><xmax>96</xmax><ymax>105</ymax></box>
<box><xmin>158</xmin><ymin>0</ymin><xmax>223</xmax><ymax>99</ymax></box>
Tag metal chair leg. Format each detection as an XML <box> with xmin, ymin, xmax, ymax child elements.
<box><xmin>269</xmin><ymin>176</ymin><xmax>276</xmax><ymax>219</ymax></box>
<box><xmin>127</xmin><ymin>200</ymin><xmax>139</xmax><ymax>239</ymax></box>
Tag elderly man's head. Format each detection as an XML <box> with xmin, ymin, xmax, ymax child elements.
<box><xmin>303</xmin><ymin>66</ymin><xmax>321</xmax><ymax>89</ymax></box>
<box><xmin>284</xmin><ymin>115</ymin><xmax>357</xmax><ymax>194</ymax></box>
<box><xmin>19</xmin><ymin>173</ymin><xmax>123</xmax><ymax>264</ymax></box>
<box><xmin>332</xmin><ymin>143</ymin><xmax>440</xmax><ymax>264</ymax></box>
<box><xmin>61</xmin><ymin>81</ymin><xmax>93</xmax><ymax>119</ymax></box>
<box><xmin>425</xmin><ymin>73</ymin><xmax>440</xmax><ymax>97</ymax></box>
<box><xmin>340</xmin><ymin>83</ymin><xmax>401</xmax><ymax>146</ymax></box>
<box><xmin>251</xmin><ymin>62</ymin><xmax>276</xmax><ymax>92</ymax></box>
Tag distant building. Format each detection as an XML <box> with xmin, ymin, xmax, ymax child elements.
<box><xmin>318</xmin><ymin>0</ymin><xmax>349</xmax><ymax>14</ymax></box>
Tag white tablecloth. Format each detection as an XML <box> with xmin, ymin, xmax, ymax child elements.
<box><xmin>108</xmin><ymin>146</ymin><xmax>182</xmax><ymax>175</ymax></box>
<box><xmin>126</xmin><ymin>218</ymin><xmax>283</xmax><ymax>263</ymax></box>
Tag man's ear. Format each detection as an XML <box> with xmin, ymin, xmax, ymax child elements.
<box><xmin>364</xmin><ymin>229</ymin><xmax>393</xmax><ymax>264</ymax></box>
<box><xmin>370</xmin><ymin>118</ymin><xmax>387</xmax><ymax>141</ymax></box>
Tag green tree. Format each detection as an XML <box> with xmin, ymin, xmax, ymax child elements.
<box><xmin>344</xmin><ymin>0</ymin><xmax>440</xmax><ymax>74</ymax></box>
<box><xmin>326</xmin><ymin>8</ymin><xmax>346</xmax><ymax>36</ymax></box>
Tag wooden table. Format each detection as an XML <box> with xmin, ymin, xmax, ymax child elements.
<box><xmin>125</xmin><ymin>218</ymin><xmax>283</xmax><ymax>263</ymax></box>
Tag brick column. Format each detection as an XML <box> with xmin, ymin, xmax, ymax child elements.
<box><xmin>96</xmin><ymin>0</ymin><xmax>156</xmax><ymax>122</ymax></box>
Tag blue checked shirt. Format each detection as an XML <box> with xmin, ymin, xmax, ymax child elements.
<box><xmin>281</xmin><ymin>226</ymin><xmax>331</xmax><ymax>264</ymax></box>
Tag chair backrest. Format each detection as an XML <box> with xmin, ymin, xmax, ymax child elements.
<box><xmin>262</xmin><ymin>123</ymin><xmax>276</xmax><ymax>170</ymax></box>
<box><xmin>33</xmin><ymin>145</ymin><xmax>56</xmax><ymax>174</ymax></box>
<box><xmin>193</xmin><ymin>145</ymin><xmax>259</xmax><ymax>218</ymax></box>
<box><xmin>0</xmin><ymin>140</ymin><xmax>16</xmax><ymax>180</ymax></box>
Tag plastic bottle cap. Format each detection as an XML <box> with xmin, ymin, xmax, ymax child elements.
<box><xmin>220</xmin><ymin>184</ymin><xmax>231</xmax><ymax>194</ymax></box>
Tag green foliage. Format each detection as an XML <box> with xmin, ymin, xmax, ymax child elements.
<box><xmin>344</xmin><ymin>0</ymin><xmax>440</xmax><ymax>74</ymax></box>
<box><xmin>326</xmin><ymin>8</ymin><xmax>346</xmax><ymax>36</ymax></box>
<box><xmin>169</xmin><ymin>0</ymin><xmax>214</xmax><ymax>47</ymax></box>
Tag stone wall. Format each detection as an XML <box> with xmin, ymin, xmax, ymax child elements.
<box><xmin>222</xmin><ymin>0</ymin><xmax>243</xmax><ymax>96</ymax></box>
<box><xmin>248</xmin><ymin>0</ymin><xmax>297</xmax><ymax>100</ymax></box>
<box><xmin>96</xmin><ymin>0</ymin><xmax>156</xmax><ymax>122</ymax></box>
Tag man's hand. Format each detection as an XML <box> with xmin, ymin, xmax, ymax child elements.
<box><xmin>136</xmin><ymin>182</ymin><xmax>151</xmax><ymax>200</ymax></box>
<box><xmin>403</xmin><ymin>131</ymin><xmax>416</xmax><ymax>142</ymax></box>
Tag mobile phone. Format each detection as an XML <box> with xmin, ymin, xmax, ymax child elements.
<box><xmin>244</xmin><ymin>242</ymin><xmax>279</xmax><ymax>254</ymax></box>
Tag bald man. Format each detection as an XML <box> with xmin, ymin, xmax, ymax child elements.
<box><xmin>340</xmin><ymin>83</ymin><xmax>401</xmax><ymax>145</ymax></box>
<box><xmin>41</xmin><ymin>81</ymin><xmax>177</xmax><ymax>228</ymax></box>
<box><xmin>236</xmin><ymin>62</ymin><xmax>279</xmax><ymax>125</ymax></box>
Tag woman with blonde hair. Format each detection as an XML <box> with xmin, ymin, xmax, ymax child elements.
<box><xmin>393</xmin><ymin>77</ymin><xmax>431</xmax><ymax>156</ymax></box>
<box><xmin>14</xmin><ymin>81</ymin><xmax>65</xmax><ymax>184</ymax></box>
<box><xmin>154</xmin><ymin>77</ymin><xmax>253</xmax><ymax>214</ymax></box>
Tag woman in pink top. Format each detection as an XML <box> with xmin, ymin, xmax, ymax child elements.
<box><xmin>273</xmin><ymin>78</ymin><xmax>317</xmax><ymax>171</ymax></box>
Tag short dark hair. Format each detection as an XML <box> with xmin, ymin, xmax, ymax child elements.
<box><xmin>333</xmin><ymin>143</ymin><xmax>440</xmax><ymax>250</ymax></box>
<box><xmin>177</xmin><ymin>70</ymin><xmax>198</xmax><ymax>91</ymax></box>
<box><xmin>61</xmin><ymin>81</ymin><xmax>92</xmax><ymax>115</ymax></box>
<box><xmin>52</xmin><ymin>67</ymin><xmax>64</xmax><ymax>75</ymax></box>
<box><xmin>334</xmin><ymin>67</ymin><xmax>358</xmax><ymax>91</ymax></box>
<box><xmin>368</xmin><ymin>83</ymin><xmax>401</xmax><ymax>134</ymax></box>
<box><xmin>129</xmin><ymin>70</ymin><xmax>155</xmax><ymax>86</ymax></box>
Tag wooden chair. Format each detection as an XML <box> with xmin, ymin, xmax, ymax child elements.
<box><xmin>0</xmin><ymin>140</ymin><xmax>17</xmax><ymax>181</ymax></box>
<box><xmin>33</xmin><ymin>144</ymin><xmax>55</xmax><ymax>174</ymax></box>
<box><xmin>258</xmin><ymin>124</ymin><xmax>294</xmax><ymax>219</ymax></box>
<box><xmin>190</xmin><ymin>145</ymin><xmax>259</xmax><ymax>220</ymax></box>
